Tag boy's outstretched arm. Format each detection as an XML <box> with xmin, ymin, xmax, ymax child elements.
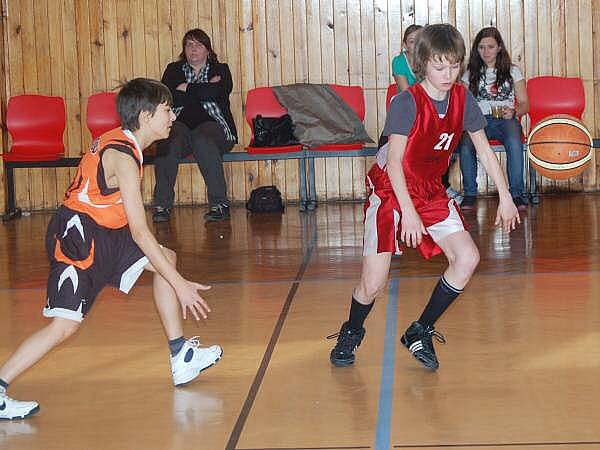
<box><xmin>106</xmin><ymin>150</ymin><xmax>212</xmax><ymax>320</ymax></box>
<box><xmin>468</xmin><ymin>129</ymin><xmax>521</xmax><ymax>232</ymax></box>
<box><xmin>387</xmin><ymin>134</ymin><xmax>427</xmax><ymax>247</ymax></box>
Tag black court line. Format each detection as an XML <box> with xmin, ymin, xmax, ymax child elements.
<box><xmin>226</xmin><ymin>216</ymin><xmax>317</xmax><ymax>450</ymax></box>
<box><xmin>394</xmin><ymin>440</ymin><xmax>600</xmax><ymax>448</ymax></box>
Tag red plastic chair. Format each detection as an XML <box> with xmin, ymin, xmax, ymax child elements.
<box><xmin>309</xmin><ymin>84</ymin><xmax>366</xmax><ymax>151</ymax></box>
<box><xmin>386</xmin><ymin>83</ymin><xmax>398</xmax><ymax>111</ymax></box>
<box><xmin>86</xmin><ymin>92</ymin><xmax>120</xmax><ymax>140</ymax></box>
<box><xmin>4</xmin><ymin>95</ymin><xmax>66</xmax><ymax>162</ymax></box>
<box><xmin>527</xmin><ymin>76</ymin><xmax>585</xmax><ymax>127</ymax></box>
<box><xmin>244</xmin><ymin>87</ymin><xmax>303</xmax><ymax>154</ymax></box>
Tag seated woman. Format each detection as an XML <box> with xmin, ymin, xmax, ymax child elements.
<box><xmin>458</xmin><ymin>27</ymin><xmax>529</xmax><ymax>210</ymax></box>
<box><xmin>153</xmin><ymin>28</ymin><xmax>237</xmax><ymax>222</ymax></box>
<box><xmin>392</xmin><ymin>24</ymin><xmax>423</xmax><ymax>91</ymax></box>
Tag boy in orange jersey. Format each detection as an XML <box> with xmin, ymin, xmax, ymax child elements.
<box><xmin>0</xmin><ymin>79</ymin><xmax>222</xmax><ymax>420</ymax></box>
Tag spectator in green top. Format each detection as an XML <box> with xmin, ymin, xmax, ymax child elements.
<box><xmin>392</xmin><ymin>25</ymin><xmax>423</xmax><ymax>91</ymax></box>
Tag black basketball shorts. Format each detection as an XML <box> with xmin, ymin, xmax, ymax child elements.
<box><xmin>43</xmin><ymin>206</ymin><xmax>148</xmax><ymax>322</ymax></box>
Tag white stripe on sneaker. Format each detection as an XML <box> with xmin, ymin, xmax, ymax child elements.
<box><xmin>409</xmin><ymin>341</ymin><xmax>423</xmax><ymax>352</ymax></box>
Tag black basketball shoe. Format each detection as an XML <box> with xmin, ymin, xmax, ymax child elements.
<box><xmin>328</xmin><ymin>321</ymin><xmax>365</xmax><ymax>367</ymax></box>
<box><xmin>400</xmin><ymin>321</ymin><xmax>446</xmax><ymax>370</ymax></box>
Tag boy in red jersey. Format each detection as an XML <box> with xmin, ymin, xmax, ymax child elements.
<box><xmin>0</xmin><ymin>79</ymin><xmax>222</xmax><ymax>420</ymax></box>
<box><xmin>329</xmin><ymin>24</ymin><xmax>520</xmax><ymax>370</ymax></box>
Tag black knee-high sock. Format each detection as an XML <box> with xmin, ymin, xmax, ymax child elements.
<box><xmin>348</xmin><ymin>296</ymin><xmax>374</xmax><ymax>331</ymax></box>
<box><xmin>418</xmin><ymin>276</ymin><xmax>463</xmax><ymax>328</ymax></box>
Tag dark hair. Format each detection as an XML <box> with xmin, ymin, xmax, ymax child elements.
<box><xmin>116</xmin><ymin>78</ymin><xmax>172</xmax><ymax>131</ymax></box>
<box><xmin>467</xmin><ymin>27</ymin><xmax>513</xmax><ymax>97</ymax></box>
<box><xmin>179</xmin><ymin>28</ymin><xmax>219</xmax><ymax>64</ymax></box>
<box><xmin>403</xmin><ymin>24</ymin><xmax>423</xmax><ymax>44</ymax></box>
<box><xmin>413</xmin><ymin>24</ymin><xmax>465</xmax><ymax>82</ymax></box>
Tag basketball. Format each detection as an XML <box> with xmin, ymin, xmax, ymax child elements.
<box><xmin>527</xmin><ymin>114</ymin><xmax>593</xmax><ymax>180</ymax></box>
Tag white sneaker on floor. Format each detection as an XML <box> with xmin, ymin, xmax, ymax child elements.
<box><xmin>0</xmin><ymin>389</ymin><xmax>39</xmax><ymax>420</ymax></box>
<box><xmin>170</xmin><ymin>337</ymin><xmax>223</xmax><ymax>387</ymax></box>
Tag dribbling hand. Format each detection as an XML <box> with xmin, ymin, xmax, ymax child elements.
<box><xmin>495</xmin><ymin>198</ymin><xmax>520</xmax><ymax>232</ymax></box>
<box><xmin>176</xmin><ymin>281</ymin><xmax>212</xmax><ymax>321</ymax></box>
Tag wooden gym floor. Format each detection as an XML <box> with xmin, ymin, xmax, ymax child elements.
<box><xmin>1</xmin><ymin>195</ymin><xmax>599</xmax><ymax>450</ymax></box>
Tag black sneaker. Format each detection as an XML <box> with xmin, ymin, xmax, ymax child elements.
<box><xmin>204</xmin><ymin>203</ymin><xmax>230</xmax><ymax>222</ymax></box>
<box><xmin>152</xmin><ymin>207</ymin><xmax>171</xmax><ymax>223</ymax></box>
<box><xmin>400</xmin><ymin>321</ymin><xmax>446</xmax><ymax>370</ymax></box>
<box><xmin>460</xmin><ymin>195</ymin><xmax>476</xmax><ymax>210</ymax></box>
<box><xmin>328</xmin><ymin>321</ymin><xmax>366</xmax><ymax>367</ymax></box>
<box><xmin>513</xmin><ymin>196</ymin><xmax>528</xmax><ymax>211</ymax></box>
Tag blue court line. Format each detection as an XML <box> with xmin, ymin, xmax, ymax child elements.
<box><xmin>374</xmin><ymin>277</ymin><xmax>400</xmax><ymax>450</ymax></box>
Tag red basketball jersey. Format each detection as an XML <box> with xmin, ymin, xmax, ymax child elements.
<box><xmin>64</xmin><ymin>128</ymin><xmax>143</xmax><ymax>229</ymax></box>
<box><xmin>402</xmin><ymin>83</ymin><xmax>466</xmax><ymax>194</ymax></box>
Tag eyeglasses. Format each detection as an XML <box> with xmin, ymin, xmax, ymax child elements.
<box><xmin>184</xmin><ymin>41</ymin><xmax>206</xmax><ymax>50</ymax></box>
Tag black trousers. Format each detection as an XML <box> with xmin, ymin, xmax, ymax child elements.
<box><xmin>153</xmin><ymin>121</ymin><xmax>234</xmax><ymax>208</ymax></box>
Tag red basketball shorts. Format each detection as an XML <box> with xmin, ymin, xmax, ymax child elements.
<box><xmin>363</xmin><ymin>163</ymin><xmax>466</xmax><ymax>260</ymax></box>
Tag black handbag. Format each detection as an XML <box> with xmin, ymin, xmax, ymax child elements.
<box><xmin>252</xmin><ymin>114</ymin><xmax>298</xmax><ymax>147</ymax></box>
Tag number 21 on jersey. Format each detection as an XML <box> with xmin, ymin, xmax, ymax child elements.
<box><xmin>433</xmin><ymin>132</ymin><xmax>455</xmax><ymax>151</ymax></box>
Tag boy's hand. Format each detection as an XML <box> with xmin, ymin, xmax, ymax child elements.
<box><xmin>401</xmin><ymin>208</ymin><xmax>427</xmax><ymax>248</ymax></box>
<box><xmin>495</xmin><ymin>197</ymin><xmax>520</xmax><ymax>232</ymax></box>
<box><xmin>176</xmin><ymin>281</ymin><xmax>212</xmax><ymax>320</ymax></box>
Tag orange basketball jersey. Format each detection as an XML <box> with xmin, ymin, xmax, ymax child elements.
<box><xmin>64</xmin><ymin>128</ymin><xmax>143</xmax><ymax>229</ymax></box>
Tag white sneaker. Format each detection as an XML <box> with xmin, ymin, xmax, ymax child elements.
<box><xmin>170</xmin><ymin>337</ymin><xmax>223</xmax><ymax>387</ymax></box>
<box><xmin>0</xmin><ymin>389</ymin><xmax>39</xmax><ymax>420</ymax></box>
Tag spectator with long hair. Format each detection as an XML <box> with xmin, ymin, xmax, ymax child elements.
<box><xmin>459</xmin><ymin>27</ymin><xmax>529</xmax><ymax>210</ymax></box>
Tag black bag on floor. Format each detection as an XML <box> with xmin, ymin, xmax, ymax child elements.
<box><xmin>246</xmin><ymin>186</ymin><xmax>285</xmax><ymax>213</ymax></box>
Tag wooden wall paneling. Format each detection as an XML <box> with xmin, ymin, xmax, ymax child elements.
<box><xmin>103</xmin><ymin>0</ymin><xmax>120</xmax><ymax>89</ymax></box>
<box><xmin>482</xmin><ymin>0</ymin><xmax>496</xmax><ymax>27</ymax></box>
<box><xmin>414</xmin><ymin>0</ymin><xmax>429</xmax><ymax>25</ymax></box>
<box><xmin>496</xmin><ymin>0</ymin><xmax>510</xmax><ymax>43</ymax></box>
<box><xmin>89</xmin><ymin>0</ymin><xmax>108</xmax><ymax>91</ymax></box>
<box><xmin>563</xmin><ymin>0</ymin><xmax>581</xmax><ymax>191</ymax></box>
<box><xmin>169</xmin><ymin>1</ymin><xmax>185</xmax><ymax>65</ymax></box>
<box><xmin>306</xmin><ymin>0</ymin><xmax>321</xmax><ymax>85</ymax></box>
<box><xmin>469</xmin><ymin>0</ymin><xmax>483</xmax><ymax>39</ymax></box>
<box><xmin>244</xmin><ymin>0</ymin><xmax>267</xmax><ymax>197</ymax></box>
<box><xmin>360</xmin><ymin>1</ymin><xmax>376</xmax><ymax>199</ymax></box>
<box><xmin>19</xmin><ymin>0</ymin><xmax>39</xmax><ymax>211</ymax></box>
<box><xmin>319</xmin><ymin>0</ymin><xmax>336</xmax><ymax>199</ymax></box>
<box><xmin>321</xmin><ymin>0</ymin><xmax>348</xmax><ymax>200</ymax></box>
<box><xmin>428</xmin><ymin>0</ymin><xmax>443</xmax><ymax>24</ymax></box>
<box><xmin>130</xmin><ymin>0</ymin><xmax>147</xmax><ymax>78</ymax></box>
<box><xmin>234</xmin><ymin>0</ymin><xmax>253</xmax><ymax>203</ymax></box>
<box><xmin>550</xmin><ymin>0</ymin><xmax>566</xmax><ymax>76</ymax></box>
<box><xmin>455</xmin><ymin>0</ymin><xmax>470</xmax><ymax>50</ymax></box>
<box><xmin>293</xmin><ymin>0</ymin><xmax>309</xmax><ymax>84</ymax></box>
<box><xmin>334</xmin><ymin>0</ymin><xmax>353</xmax><ymax>200</ymax></box>
<box><xmin>537</xmin><ymin>0</ymin><xmax>552</xmax><ymax>76</ymax></box>
<box><xmin>259</xmin><ymin>0</ymin><xmax>280</xmax><ymax>190</ymax></box>
<box><xmin>444</xmin><ymin>0</ymin><xmax>456</xmax><ymax>24</ymax></box>
<box><xmin>373</xmin><ymin>0</ymin><xmax>388</xmax><ymax>134</ymax></box>
<box><xmin>183</xmin><ymin>0</ymin><xmax>199</xmax><ymax>31</ymax></box>
<box><xmin>279</xmin><ymin>0</ymin><xmax>299</xmax><ymax>201</ymax></box>
<box><xmin>45</xmin><ymin>0</ymin><xmax>66</xmax><ymax>209</ymax></box>
<box><xmin>578</xmin><ymin>0</ymin><xmax>595</xmax><ymax>190</ymax></box>
<box><xmin>347</xmin><ymin>0</ymin><xmax>365</xmax><ymax>200</ymax></box>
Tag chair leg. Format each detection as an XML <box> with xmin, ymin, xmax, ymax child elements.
<box><xmin>307</xmin><ymin>157</ymin><xmax>317</xmax><ymax>210</ymax></box>
<box><xmin>2</xmin><ymin>164</ymin><xmax>22</xmax><ymax>221</ymax></box>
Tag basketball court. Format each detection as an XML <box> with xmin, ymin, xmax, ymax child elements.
<box><xmin>1</xmin><ymin>196</ymin><xmax>599</xmax><ymax>449</ymax></box>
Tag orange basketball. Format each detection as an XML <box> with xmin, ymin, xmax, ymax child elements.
<box><xmin>527</xmin><ymin>114</ymin><xmax>593</xmax><ymax>180</ymax></box>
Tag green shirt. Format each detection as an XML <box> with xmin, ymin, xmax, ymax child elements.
<box><xmin>391</xmin><ymin>52</ymin><xmax>416</xmax><ymax>86</ymax></box>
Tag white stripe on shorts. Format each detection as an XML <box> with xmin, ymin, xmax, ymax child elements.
<box><xmin>119</xmin><ymin>256</ymin><xmax>149</xmax><ymax>293</ymax></box>
<box><xmin>363</xmin><ymin>176</ymin><xmax>381</xmax><ymax>255</ymax></box>
<box><xmin>426</xmin><ymin>199</ymin><xmax>465</xmax><ymax>243</ymax></box>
